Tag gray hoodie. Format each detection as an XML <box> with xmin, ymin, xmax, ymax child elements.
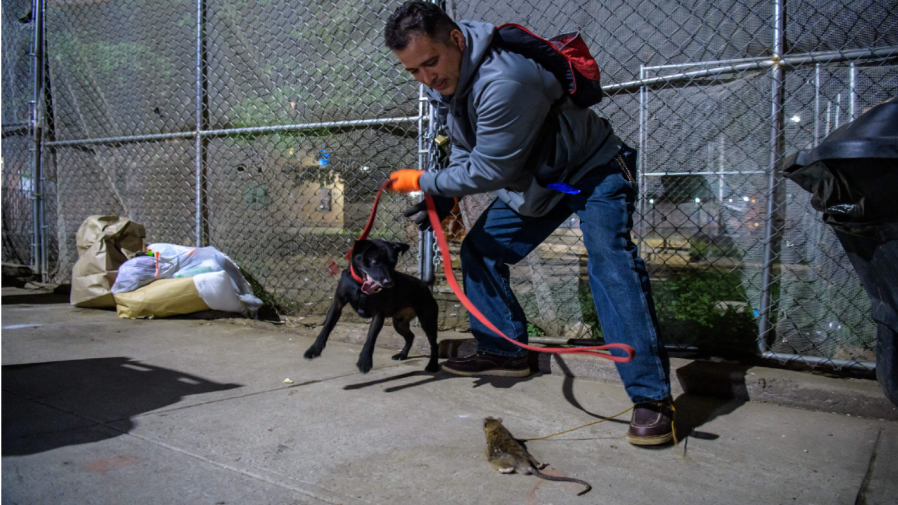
<box><xmin>417</xmin><ymin>20</ymin><xmax>623</xmax><ymax>217</ymax></box>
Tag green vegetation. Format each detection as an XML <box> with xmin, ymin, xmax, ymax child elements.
<box><xmin>527</xmin><ymin>322</ymin><xmax>544</xmax><ymax>337</ymax></box>
<box><xmin>651</xmin><ymin>270</ymin><xmax>757</xmax><ymax>352</ymax></box>
<box><xmin>577</xmin><ymin>269</ymin><xmax>758</xmax><ymax>353</ymax></box>
<box><xmin>688</xmin><ymin>239</ymin><xmax>744</xmax><ymax>261</ymax></box>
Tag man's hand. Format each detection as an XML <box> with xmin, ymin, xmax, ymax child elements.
<box><xmin>403</xmin><ymin>196</ymin><xmax>457</xmax><ymax>231</ymax></box>
<box><xmin>387</xmin><ymin>169</ymin><xmax>422</xmax><ymax>193</ymax></box>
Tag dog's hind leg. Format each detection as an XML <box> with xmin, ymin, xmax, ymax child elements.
<box><xmin>357</xmin><ymin>312</ymin><xmax>385</xmax><ymax>374</ymax></box>
<box><xmin>304</xmin><ymin>298</ymin><xmax>344</xmax><ymax>360</ymax></box>
<box><xmin>391</xmin><ymin>318</ymin><xmax>416</xmax><ymax>361</ymax></box>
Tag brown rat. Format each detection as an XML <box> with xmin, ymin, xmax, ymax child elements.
<box><xmin>483</xmin><ymin>417</ymin><xmax>592</xmax><ymax>496</ymax></box>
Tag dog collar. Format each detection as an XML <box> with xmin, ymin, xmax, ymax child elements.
<box><xmin>349</xmin><ymin>263</ymin><xmax>364</xmax><ymax>284</ymax></box>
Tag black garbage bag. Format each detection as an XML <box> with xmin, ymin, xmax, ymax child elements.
<box><xmin>784</xmin><ymin>97</ymin><xmax>898</xmax><ymax>235</ymax></box>
<box><xmin>837</xmin><ymin>221</ymin><xmax>898</xmax><ymax>406</ymax></box>
<box><xmin>783</xmin><ymin>96</ymin><xmax>898</xmax><ymax>407</ymax></box>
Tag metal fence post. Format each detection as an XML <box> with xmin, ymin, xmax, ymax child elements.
<box><xmin>814</xmin><ymin>63</ymin><xmax>821</xmax><ymax>147</ymax></box>
<box><xmin>849</xmin><ymin>62</ymin><xmax>856</xmax><ymax>120</ymax></box>
<box><xmin>417</xmin><ymin>83</ymin><xmax>428</xmax><ymax>281</ymax></box>
<box><xmin>195</xmin><ymin>0</ymin><xmax>206</xmax><ymax>247</ymax></box>
<box><xmin>422</xmin><ymin>95</ymin><xmax>435</xmax><ymax>285</ymax></box>
<box><xmin>757</xmin><ymin>0</ymin><xmax>786</xmax><ymax>352</ymax></box>
<box><xmin>29</xmin><ymin>0</ymin><xmax>46</xmax><ymax>280</ymax></box>
<box><xmin>637</xmin><ymin>65</ymin><xmax>646</xmax><ymax>257</ymax></box>
<box><xmin>419</xmin><ymin>0</ymin><xmax>442</xmax><ymax>285</ymax></box>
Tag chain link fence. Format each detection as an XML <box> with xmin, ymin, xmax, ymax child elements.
<box><xmin>3</xmin><ymin>0</ymin><xmax>896</xmax><ymax>370</ymax></box>
<box><xmin>2</xmin><ymin>0</ymin><xmax>37</xmax><ymax>268</ymax></box>
<box><xmin>444</xmin><ymin>0</ymin><xmax>897</xmax><ymax>369</ymax></box>
<box><xmin>32</xmin><ymin>0</ymin><xmax>426</xmax><ymax>323</ymax></box>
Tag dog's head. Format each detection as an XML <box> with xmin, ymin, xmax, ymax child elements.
<box><xmin>351</xmin><ymin>239</ymin><xmax>410</xmax><ymax>294</ymax></box>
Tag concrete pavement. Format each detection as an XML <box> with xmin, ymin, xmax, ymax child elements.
<box><xmin>2</xmin><ymin>287</ymin><xmax>897</xmax><ymax>504</ymax></box>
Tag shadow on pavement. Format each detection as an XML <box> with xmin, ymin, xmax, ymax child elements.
<box><xmin>343</xmin><ymin>357</ymin><xmax>753</xmax><ymax>447</ymax></box>
<box><xmin>672</xmin><ymin>361</ymin><xmax>751</xmax><ymax>448</ymax></box>
<box><xmin>343</xmin><ymin>365</ymin><xmax>545</xmax><ymax>393</ymax></box>
<box><xmin>1</xmin><ymin>291</ymin><xmax>72</xmax><ymax>305</ymax></box>
<box><xmin>551</xmin><ymin>356</ymin><xmax>631</xmax><ymax>426</ymax></box>
<box><xmin>344</xmin><ymin>357</ymin><xmax>633</xmax><ymax>430</ymax></box>
<box><xmin>2</xmin><ymin>357</ymin><xmax>241</xmax><ymax>456</ymax></box>
<box><xmin>673</xmin><ymin>394</ymin><xmax>745</xmax><ymax>442</ymax></box>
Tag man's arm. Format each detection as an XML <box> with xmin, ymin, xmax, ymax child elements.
<box><xmin>418</xmin><ymin>79</ymin><xmax>553</xmax><ymax>197</ymax></box>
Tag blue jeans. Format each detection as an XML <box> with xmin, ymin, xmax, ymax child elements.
<box><xmin>459</xmin><ymin>147</ymin><xmax>671</xmax><ymax>403</ymax></box>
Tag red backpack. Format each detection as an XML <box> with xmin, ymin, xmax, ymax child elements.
<box><xmin>492</xmin><ymin>23</ymin><xmax>603</xmax><ymax>108</ymax></box>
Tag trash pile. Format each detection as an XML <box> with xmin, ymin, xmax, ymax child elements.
<box><xmin>70</xmin><ymin>215</ymin><xmax>262</xmax><ymax>319</ymax></box>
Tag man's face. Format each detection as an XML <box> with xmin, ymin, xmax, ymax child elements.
<box><xmin>394</xmin><ymin>30</ymin><xmax>466</xmax><ymax>95</ymax></box>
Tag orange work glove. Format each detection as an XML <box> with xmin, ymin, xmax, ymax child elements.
<box><xmin>388</xmin><ymin>169</ymin><xmax>422</xmax><ymax>193</ymax></box>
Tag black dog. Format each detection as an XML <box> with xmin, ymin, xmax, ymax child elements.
<box><xmin>303</xmin><ymin>239</ymin><xmax>440</xmax><ymax>374</ymax></box>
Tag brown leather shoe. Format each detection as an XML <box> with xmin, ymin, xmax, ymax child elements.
<box><xmin>627</xmin><ymin>399</ymin><xmax>675</xmax><ymax>446</ymax></box>
<box><xmin>441</xmin><ymin>351</ymin><xmax>531</xmax><ymax>377</ymax></box>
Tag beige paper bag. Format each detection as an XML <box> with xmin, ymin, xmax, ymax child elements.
<box><xmin>70</xmin><ymin>216</ymin><xmax>146</xmax><ymax>307</ymax></box>
<box><xmin>113</xmin><ymin>277</ymin><xmax>210</xmax><ymax>319</ymax></box>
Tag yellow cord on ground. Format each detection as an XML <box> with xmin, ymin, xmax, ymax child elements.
<box><xmin>668</xmin><ymin>402</ymin><xmax>678</xmax><ymax>447</ymax></box>
<box><xmin>521</xmin><ymin>406</ymin><xmax>635</xmax><ymax>441</ymax></box>
<box><xmin>522</xmin><ymin>402</ymin><xmax>678</xmax><ymax>447</ymax></box>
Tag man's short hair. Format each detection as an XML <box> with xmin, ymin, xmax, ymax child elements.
<box><xmin>384</xmin><ymin>1</ymin><xmax>460</xmax><ymax>51</ymax></box>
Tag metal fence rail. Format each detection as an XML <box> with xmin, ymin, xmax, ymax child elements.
<box><xmin>2</xmin><ymin>0</ymin><xmax>896</xmax><ymax>372</ymax></box>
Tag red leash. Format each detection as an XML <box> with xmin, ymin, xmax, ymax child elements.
<box><xmin>345</xmin><ymin>180</ymin><xmax>393</xmax><ymax>283</ymax></box>
<box><xmin>343</xmin><ymin>181</ymin><xmax>635</xmax><ymax>364</ymax></box>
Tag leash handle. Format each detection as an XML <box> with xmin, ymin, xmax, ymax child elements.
<box><xmin>424</xmin><ymin>194</ymin><xmax>635</xmax><ymax>363</ymax></box>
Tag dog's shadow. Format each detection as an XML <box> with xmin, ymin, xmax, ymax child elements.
<box><xmin>343</xmin><ymin>359</ymin><xmax>545</xmax><ymax>393</ymax></box>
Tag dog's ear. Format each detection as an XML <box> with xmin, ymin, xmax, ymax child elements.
<box><xmin>389</xmin><ymin>242</ymin><xmax>411</xmax><ymax>257</ymax></box>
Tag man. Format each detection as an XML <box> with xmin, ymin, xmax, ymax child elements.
<box><xmin>383</xmin><ymin>1</ymin><xmax>674</xmax><ymax>446</ymax></box>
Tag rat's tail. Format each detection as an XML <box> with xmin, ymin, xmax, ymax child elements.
<box><xmin>529</xmin><ymin>468</ymin><xmax>592</xmax><ymax>496</ymax></box>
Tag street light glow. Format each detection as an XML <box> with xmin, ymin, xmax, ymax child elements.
<box><xmin>791</xmin><ymin>115</ymin><xmax>801</xmax><ymax>123</ymax></box>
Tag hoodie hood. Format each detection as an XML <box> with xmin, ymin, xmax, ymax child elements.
<box><xmin>444</xmin><ymin>20</ymin><xmax>494</xmax><ymax>101</ymax></box>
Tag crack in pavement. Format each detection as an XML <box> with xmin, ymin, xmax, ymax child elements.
<box><xmin>854</xmin><ymin>428</ymin><xmax>883</xmax><ymax>505</ymax></box>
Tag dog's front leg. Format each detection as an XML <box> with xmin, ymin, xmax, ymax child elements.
<box><xmin>304</xmin><ymin>297</ymin><xmax>345</xmax><ymax>360</ymax></box>
<box><xmin>356</xmin><ymin>312</ymin><xmax>385</xmax><ymax>374</ymax></box>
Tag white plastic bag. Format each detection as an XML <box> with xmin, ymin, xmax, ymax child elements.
<box><xmin>147</xmin><ymin>243</ymin><xmax>263</xmax><ymax>317</ymax></box>
<box><xmin>111</xmin><ymin>254</ymin><xmax>178</xmax><ymax>294</ymax></box>
<box><xmin>193</xmin><ymin>271</ymin><xmax>246</xmax><ymax>313</ymax></box>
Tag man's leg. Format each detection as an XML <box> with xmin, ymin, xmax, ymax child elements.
<box><xmin>442</xmin><ymin>198</ymin><xmax>570</xmax><ymax>376</ymax></box>
<box><xmin>569</xmin><ymin>151</ymin><xmax>673</xmax><ymax>444</ymax></box>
